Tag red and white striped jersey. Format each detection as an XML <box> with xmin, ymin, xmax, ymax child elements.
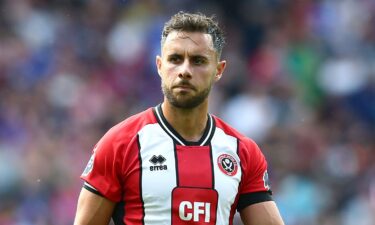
<box><xmin>81</xmin><ymin>105</ymin><xmax>272</xmax><ymax>225</ymax></box>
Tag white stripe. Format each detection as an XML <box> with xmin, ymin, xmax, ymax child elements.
<box><xmin>155</xmin><ymin>107</ymin><xmax>185</xmax><ymax>146</ymax></box>
<box><xmin>200</xmin><ymin>115</ymin><xmax>213</xmax><ymax>146</ymax></box>
<box><xmin>138</xmin><ymin>124</ymin><xmax>177</xmax><ymax>225</ymax></box>
<box><xmin>211</xmin><ymin>127</ymin><xmax>241</xmax><ymax>225</ymax></box>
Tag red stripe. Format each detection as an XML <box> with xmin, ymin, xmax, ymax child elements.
<box><xmin>119</xmin><ymin>109</ymin><xmax>157</xmax><ymax>225</ymax></box>
<box><xmin>228</xmin><ymin>193</ymin><xmax>240</xmax><ymax>225</ymax></box>
<box><xmin>175</xmin><ymin>145</ymin><xmax>213</xmax><ymax>188</ymax></box>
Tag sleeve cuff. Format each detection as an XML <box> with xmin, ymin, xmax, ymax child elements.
<box><xmin>83</xmin><ymin>182</ymin><xmax>104</xmax><ymax>197</ymax></box>
<box><xmin>237</xmin><ymin>191</ymin><xmax>273</xmax><ymax>211</ymax></box>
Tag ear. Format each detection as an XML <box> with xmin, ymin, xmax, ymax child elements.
<box><xmin>156</xmin><ymin>55</ymin><xmax>162</xmax><ymax>77</ymax></box>
<box><xmin>214</xmin><ymin>60</ymin><xmax>226</xmax><ymax>82</ymax></box>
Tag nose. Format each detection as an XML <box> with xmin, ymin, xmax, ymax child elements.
<box><xmin>178</xmin><ymin>59</ymin><xmax>192</xmax><ymax>79</ymax></box>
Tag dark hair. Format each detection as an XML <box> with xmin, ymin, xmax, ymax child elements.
<box><xmin>161</xmin><ymin>11</ymin><xmax>225</xmax><ymax>57</ymax></box>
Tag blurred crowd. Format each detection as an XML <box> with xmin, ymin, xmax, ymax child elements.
<box><xmin>0</xmin><ymin>0</ymin><xmax>374</xmax><ymax>224</ymax></box>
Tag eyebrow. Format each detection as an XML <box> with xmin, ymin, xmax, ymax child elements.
<box><xmin>166</xmin><ymin>53</ymin><xmax>210</xmax><ymax>63</ymax></box>
<box><xmin>190</xmin><ymin>55</ymin><xmax>209</xmax><ymax>60</ymax></box>
<box><xmin>166</xmin><ymin>52</ymin><xmax>210</xmax><ymax>58</ymax></box>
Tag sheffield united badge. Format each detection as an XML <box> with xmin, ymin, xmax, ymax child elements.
<box><xmin>217</xmin><ymin>154</ymin><xmax>238</xmax><ymax>176</ymax></box>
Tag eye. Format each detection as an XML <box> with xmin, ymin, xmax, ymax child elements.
<box><xmin>192</xmin><ymin>56</ymin><xmax>207</xmax><ymax>65</ymax></box>
<box><xmin>168</xmin><ymin>55</ymin><xmax>182</xmax><ymax>64</ymax></box>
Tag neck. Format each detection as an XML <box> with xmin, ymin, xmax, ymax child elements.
<box><xmin>161</xmin><ymin>99</ymin><xmax>209</xmax><ymax>142</ymax></box>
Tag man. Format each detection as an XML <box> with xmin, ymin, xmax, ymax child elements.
<box><xmin>74</xmin><ymin>12</ymin><xmax>284</xmax><ymax>225</ymax></box>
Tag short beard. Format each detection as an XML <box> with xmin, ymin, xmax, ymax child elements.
<box><xmin>162</xmin><ymin>82</ymin><xmax>211</xmax><ymax>109</ymax></box>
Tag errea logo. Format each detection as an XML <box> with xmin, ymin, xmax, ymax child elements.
<box><xmin>149</xmin><ymin>155</ymin><xmax>167</xmax><ymax>171</ymax></box>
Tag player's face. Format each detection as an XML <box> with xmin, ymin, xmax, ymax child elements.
<box><xmin>156</xmin><ymin>31</ymin><xmax>226</xmax><ymax>109</ymax></box>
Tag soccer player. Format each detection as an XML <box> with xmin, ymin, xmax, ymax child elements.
<box><xmin>74</xmin><ymin>11</ymin><xmax>284</xmax><ymax>225</ymax></box>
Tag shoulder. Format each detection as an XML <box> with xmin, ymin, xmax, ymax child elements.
<box><xmin>213</xmin><ymin>115</ymin><xmax>258</xmax><ymax>149</ymax></box>
<box><xmin>213</xmin><ymin>115</ymin><xmax>265</xmax><ymax>166</ymax></box>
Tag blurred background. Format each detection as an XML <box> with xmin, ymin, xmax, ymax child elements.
<box><xmin>0</xmin><ymin>0</ymin><xmax>374</xmax><ymax>224</ymax></box>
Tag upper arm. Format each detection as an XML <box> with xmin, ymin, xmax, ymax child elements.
<box><xmin>238</xmin><ymin>139</ymin><xmax>284</xmax><ymax>224</ymax></box>
<box><xmin>240</xmin><ymin>201</ymin><xmax>284</xmax><ymax>225</ymax></box>
<box><xmin>238</xmin><ymin>139</ymin><xmax>271</xmax><ymax>196</ymax></box>
<box><xmin>74</xmin><ymin>188</ymin><xmax>116</xmax><ymax>225</ymax></box>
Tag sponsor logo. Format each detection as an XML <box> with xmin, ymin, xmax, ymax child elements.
<box><xmin>217</xmin><ymin>154</ymin><xmax>238</xmax><ymax>176</ymax></box>
<box><xmin>172</xmin><ymin>187</ymin><xmax>218</xmax><ymax>225</ymax></box>
<box><xmin>179</xmin><ymin>201</ymin><xmax>211</xmax><ymax>222</ymax></box>
<box><xmin>149</xmin><ymin>155</ymin><xmax>167</xmax><ymax>171</ymax></box>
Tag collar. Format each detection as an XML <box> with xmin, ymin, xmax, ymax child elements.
<box><xmin>153</xmin><ymin>104</ymin><xmax>215</xmax><ymax>146</ymax></box>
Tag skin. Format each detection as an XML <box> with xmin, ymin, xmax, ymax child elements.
<box><xmin>74</xmin><ymin>188</ymin><xmax>114</xmax><ymax>225</ymax></box>
<box><xmin>156</xmin><ymin>31</ymin><xmax>226</xmax><ymax>142</ymax></box>
<box><xmin>241</xmin><ymin>201</ymin><xmax>284</xmax><ymax>225</ymax></box>
<box><xmin>74</xmin><ymin>31</ymin><xmax>284</xmax><ymax>225</ymax></box>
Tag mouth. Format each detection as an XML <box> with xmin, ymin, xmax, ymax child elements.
<box><xmin>173</xmin><ymin>83</ymin><xmax>196</xmax><ymax>91</ymax></box>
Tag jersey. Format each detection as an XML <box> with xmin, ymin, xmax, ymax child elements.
<box><xmin>81</xmin><ymin>104</ymin><xmax>272</xmax><ymax>225</ymax></box>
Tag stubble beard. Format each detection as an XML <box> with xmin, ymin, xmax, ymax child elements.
<box><xmin>161</xmin><ymin>82</ymin><xmax>212</xmax><ymax>109</ymax></box>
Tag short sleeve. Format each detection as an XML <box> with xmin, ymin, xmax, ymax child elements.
<box><xmin>237</xmin><ymin>138</ymin><xmax>272</xmax><ymax>210</ymax></box>
<box><xmin>80</xmin><ymin>130</ymin><xmax>123</xmax><ymax>202</ymax></box>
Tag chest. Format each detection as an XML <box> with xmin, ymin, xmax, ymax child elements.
<box><xmin>121</xmin><ymin>125</ymin><xmax>243</xmax><ymax>225</ymax></box>
<box><xmin>135</xmin><ymin>129</ymin><xmax>242</xmax><ymax>204</ymax></box>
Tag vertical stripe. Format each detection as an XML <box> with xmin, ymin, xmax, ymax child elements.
<box><xmin>228</xmin><ymin>186</ymin><xmax>241</xmax><ymax>225</ymax></box>
<box><xmin>173</xmin><ymin>143</ymin><xmax>179</xmax><ymax>186</ymax></box>
<box><xmin>138</xmin><ymin>124</ymin><xmax>177</xmax><ymax>225</ymax></box>
<box><xmin>175</xmin><ymin>145</ymin><xmax>213</xmax><ymax>188</ymax></box>
<box><xmin>209</xmin><ymin>143</ymin><xmax>215</xmax><ymax>189</ymax></box>
<box><xmin>228</xmin><ymin>194</ymin><xmax>239</xmax><ymax>225</ymax></box>
<box><xmin>211</xmin><ymin>127</ymin><xmax>241</xmax><ymax>225</ymax></box>
<box><xmin>121</xmin><ymin>134</ymin><xmax>145</xmax><ymax>225</ymax></box>
<box><xmin>137</xmin><ymin>135</ymin><xmax>145</xmax><ymax>225</ymax></box>
<box><xmin>228</xmin><ymin>139</ymin><xmax>241</xmax><ymax>225</ymax></box>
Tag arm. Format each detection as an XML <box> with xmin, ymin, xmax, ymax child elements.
<box><xmin>74</xmin><ymin>188</ymin><xmax>116</xmax><ymax>225</ymax></box>
<box><xmin>240</xmin><ymin>201</ymin><xmax>284</xmax><ymax>225</ymax></box>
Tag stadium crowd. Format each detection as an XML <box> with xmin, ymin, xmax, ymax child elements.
<box><xmin>0</xmin><ymin>0</ymin><xmax>374</xmax><ymax>224</ymax></box>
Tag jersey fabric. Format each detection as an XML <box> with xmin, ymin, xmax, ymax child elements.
<box><xmin>81</xmin><ymin>104</ymin><xmax>273</xmax><ymax>225</ymax></box>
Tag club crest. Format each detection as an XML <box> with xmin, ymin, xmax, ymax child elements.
<box><xmin>217</xmin><ymin>154</ymin><xmax>238</xmax><ymax>176</ymax></box>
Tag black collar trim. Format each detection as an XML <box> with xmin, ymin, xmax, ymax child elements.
<box><xmin>153</xmin><ymin>104</ymin><xmax>215</xmax><ymax>146</ymax></box>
